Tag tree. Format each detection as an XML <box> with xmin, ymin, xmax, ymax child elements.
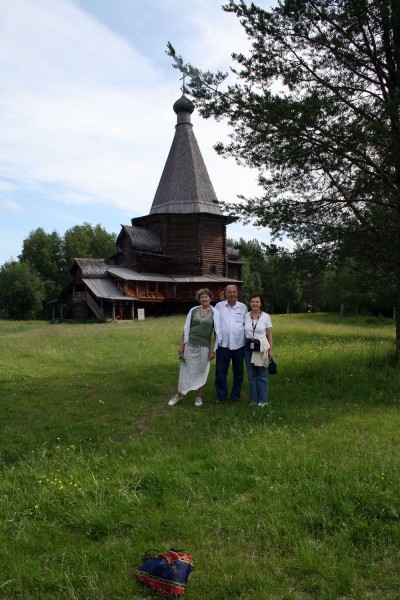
<box><xmin>234</xmin><ymin>238</ymin><xmax>270</xmax><ymax>290</ymax></box>
<box><xmin>63</xmin><ymin>223</ymin><xmax>116</xmax><ymax>269</ymax></box>
<box><xmin>266</xmin><ymin>250</ymin><xmax>303</xmax><ymax>313</ymax></box>
<box><xmin>168</xmin><ymin>0</ymin><xmax>400</xmax><ymax>355</ymax></box>
<box><xmin>323</xmin><ymin>257</ymin><xmax>396</xmax><ymax>314</ymax></box>
<box><xmin>11</xmin><ymin>223</ymin><xmax>116</xmax><ymax>309</ymax></box>
<box><xmin>235</xmin><ymin>239</ymin><xmax>323</xmax><ymax>312</ymax></box>
<box><xmin>235</xmin><ymin>239</ymin><xmax>303</xmax><ymax>311</ymax></box>
<box><xmin>241</xmin><ymin>263</ymin><xmax>263</xmax><ymax>306</ymax></box>
<box><xmin>0</xmin><ymin>261</ymin><xmax>45</xmax><ymax>319</ymax></box>
<box><xmin>19</xmin><ymin>228</ymin><xmax>64</xmax><ymax>298</ymax></box>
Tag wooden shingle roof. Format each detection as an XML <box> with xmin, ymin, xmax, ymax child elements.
<box><xmin>83</xmin><ymin>278</ymin><xmax>131</xmax><ymax>300</ymax></box>
<box><xmin>74</xmin><ymin>259</ymin><xmax>108</xmax><ymax>278</ymax></box>
<box><xmin>107</xmin><ymin>267</ymin><xmax>175</xmax><ymax>282</ymax></box>
<box><xmin>227</xmin><ymin>246</ymin><xmax>240</xmax><ymax>260</ymax></box>
<box><xmin>118</xmin><ymin>226</ymin><xmax>162</xmax><ymax>253</ymax></box>
<box><xmin>149</xmin><ymin>95</ymin><xmax>222</xmax><ymax>216</ymax></box>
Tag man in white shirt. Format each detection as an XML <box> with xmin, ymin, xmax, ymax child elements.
<box><xmin>215</xmin><ymin>284</ymin><xmax>247</xmax><ymax>403</ymax></box>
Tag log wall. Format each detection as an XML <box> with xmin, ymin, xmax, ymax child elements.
<box><xmin>200</xmin><ymin>216</ymin><xmax>226</xmax><ymax>276</ymax></box>
<box><xmin>139</xmin><ymin>215</ymin><xmax>227</xmax><ymax>276</ymax></box>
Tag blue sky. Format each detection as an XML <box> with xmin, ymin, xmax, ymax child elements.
<box><xmin>0</xmin><ymin>0</ymin><xmax>276</xmax><ymax>266</ymax></box>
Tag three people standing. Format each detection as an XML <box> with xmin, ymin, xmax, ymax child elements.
<box><xmin>168</xmin><ymin>286</ymin><xmax>274</xmax><ymax>407</ymax></box>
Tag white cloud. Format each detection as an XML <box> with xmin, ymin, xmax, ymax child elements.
<box><xmin>0</xmin><ymin>0</ymin><xmax>173</xmax><ymax>214</ymax></box>
<box><xmin>187</xmin><ymin>9</ymin><xmax>249</xmax><ymax>70</ymax></box>
<box><xmin>0</xmin><ymin>180</ymin><xmax>17</xmax><ymax>192</ymax></box>
<box><xmin>1</xmin><ymin>199</ymin><xmax>23</xmax><ymax>214</ymax></box>
<box><xmin>0</xmin><ymin>0</ymin><xmax>275</xmax><ymax>264</ymax></box>
<box><xmin>0</xmin><ymin>84</ymin><xmax>175</xmax><ymax>207</ymax></box>
<box><xmin>0</xmin><ymin>0</ymin><xmax>156</xmax><ymax>89</ymax></box>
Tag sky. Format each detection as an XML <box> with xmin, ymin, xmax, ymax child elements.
<box><xmin>0</xmin><ymin>0</ymin><xmax>276</xmax><ymax>266</ymax></box>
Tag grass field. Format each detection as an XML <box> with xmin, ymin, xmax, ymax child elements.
<box><xmin>0</xmin><ymin>314</ymin><xmax>399</xmax><ymax>599</ymax></box>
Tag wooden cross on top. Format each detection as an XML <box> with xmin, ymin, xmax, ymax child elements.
<box><xmin>180</xmin><ymin>73</ymin><xmax>188</xmax><ymax>94</ymax></box>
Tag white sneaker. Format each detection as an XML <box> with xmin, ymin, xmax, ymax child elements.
<box><xmin>258</xmin><ymin>402</ymin><xmax>267</xmax><ymax>407</ymax></box>
<box><xmin>168</xmin><ymin>395</ymin><xmax>181</xmax><ymax>406</ymax></box>
<box><xmin>194</xmin><ymin>397</ymin><xmax>203</xmax><ymax>407</ymax></box>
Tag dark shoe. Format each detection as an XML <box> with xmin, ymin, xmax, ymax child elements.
<box><xmin>230</xmin><ymin>397</ymin><xmax>240</xmax><ymax>403</ymax></box>
<box><xmin>215</xmin><ymin>398</ymin><xmax>226</xmax><ymax>404</ymax></box>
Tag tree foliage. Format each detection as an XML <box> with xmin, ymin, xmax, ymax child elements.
<box><xmin>240</xmin><ymin>262</ymin><xmax>263</xmax><ymax>306</ymax></box>
<box><xmin>0</xmin><ymin>223</ymin><xmax>116</xmax><ymax>319</ymax></box>
<box><xmin>322</xmin><ymin>257</ymin><xmax>396</xmax><ymax>314</ymax></box>
<box><xmin>18</xmin><ymin>222</ymin><xmax>116</xmax><ymax>301</ymax></box>
<box><xmin>235</xmin><ymin>239</ymin><xmax>320</xmax><ymax>313</ymax></box>
<box><xmin>168</xmin><ymin>0</ymin><xmax>400</xmax><ymax>351</ymax></box>
<box><xmin>0</xmin><ymin>261</ymin><xmax>45</xmax><ymax>319</ymax></box>
<box><xmin>19</xmin><ymin>228</ymin><xmax>64</xmax><ymax>298</ymax></box>
<box><xmin>63</xmin><ymin>223</ymin><xmax>116</xmax><ymax>269</ymax></box>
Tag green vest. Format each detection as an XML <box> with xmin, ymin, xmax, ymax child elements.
<box><xmin>188</xmin><ymin>308</ymin><xmax>214</xmax><ymax>347</ymax></box>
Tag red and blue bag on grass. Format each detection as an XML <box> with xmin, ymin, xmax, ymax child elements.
<box><xmin>135</xmin><ymin>549</ymin><xmax>194</xmax><ymax>597</ymax></box>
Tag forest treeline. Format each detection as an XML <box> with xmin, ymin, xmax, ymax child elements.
<box><xmin>236</xmin><ymin>238</ymin><xmax>394</xmax><ymax>318</ymax></box>
<box><xmin>0</xmin><ymin>224</ymin><xmax>394</xmax><ymax>319</ymax></box>
<box><xmin>0</xmin><ymin>224</ymin><xmax>115</xmax><ymax>319</ymax></box>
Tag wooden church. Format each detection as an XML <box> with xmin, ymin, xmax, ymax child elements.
<box><xmin>60</xmin><ymin>94</ymin><xmax>243</xmax><ymax>320</ymax></box>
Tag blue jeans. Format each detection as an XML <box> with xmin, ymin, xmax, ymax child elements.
<box><xmin>215</xmin><ymin>346</ymin><xmax>244</xmax><ymax>400</ymax></box>
<box><xmin>244</xmin><ymin>348</ymin><xmax>268</xmax><ymax>405</ymax></box>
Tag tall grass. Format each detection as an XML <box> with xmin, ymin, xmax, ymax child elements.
<box><xmin>0</xmin><ymin>314</ymin><xmax>399</xmax><ymax>599</ymax></box>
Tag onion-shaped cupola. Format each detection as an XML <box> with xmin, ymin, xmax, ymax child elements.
<box><xmin>173</xmin><ymin>94</ymin><xmax>195</xmax><ymax>125</ymax></box>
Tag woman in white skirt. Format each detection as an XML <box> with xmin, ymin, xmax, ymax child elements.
<box><xmin>168</xmin><ymin>288</ymin><xmax>222</xmax><ymax>407</ymax></box>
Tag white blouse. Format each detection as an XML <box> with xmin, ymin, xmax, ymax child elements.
<box><xmin>244</xmin><ymin>311</ymin><xmax>272</xmax><ymax>340</ymax></box>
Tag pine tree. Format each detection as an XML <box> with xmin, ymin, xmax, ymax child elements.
<box><xmin>168</xmin><ymin>0</ymin><xmax>400</xmax><ymax>356</ymax></box>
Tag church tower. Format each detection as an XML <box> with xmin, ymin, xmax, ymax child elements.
<box><xmin>126</xmin><ymin>94</ymin><xmax>229</xmax><ymax>277</ymax></box>
<box><xmin>61</xmin><ymin>93</ymin><xmax>242</xmax><ymax>320</ymax></box>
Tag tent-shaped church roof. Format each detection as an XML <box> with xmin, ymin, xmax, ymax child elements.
<box><xmin>149</xmin><ymin>94</ymin><xmax>222</xmax><ymax>216</ymax></box>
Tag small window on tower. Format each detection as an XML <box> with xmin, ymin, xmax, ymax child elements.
<box><xmin>209</xmin><ymin>265</ymin><xmax>217</xmax><ymax>274</ymax></box>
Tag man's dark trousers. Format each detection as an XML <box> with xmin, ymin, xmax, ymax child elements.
<box><xmin>215</xmin><ymin>346</ymin><xmax>245</xmax><ymax>401</ymax></box>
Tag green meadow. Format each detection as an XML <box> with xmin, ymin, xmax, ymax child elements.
<box><xmin>0</xmin><ymin>314</ymin><xmax>399</xmax><ymax>599</ymax></box>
